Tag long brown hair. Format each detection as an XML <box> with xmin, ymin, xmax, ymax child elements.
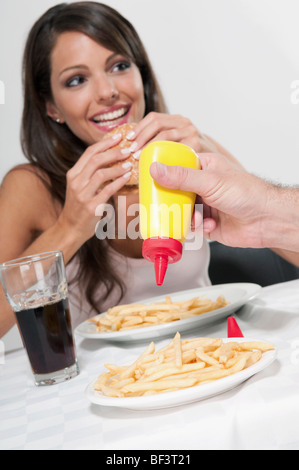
<box><xmin>21</xmin><ymin>2</ymin><xmax>167</xmax><ymax>314</ymax></box>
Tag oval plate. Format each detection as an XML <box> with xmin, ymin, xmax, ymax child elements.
<box><xmin>75</xmin><ymin>283</ymin><xmax>261</xmax><ymax>342</ymax></box>
<box><xmin>85</xmin><ymin>337</ymin><xmax>276</xmax><ymax>410</ymax></box>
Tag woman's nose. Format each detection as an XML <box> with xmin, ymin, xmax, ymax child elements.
<box><xmin>95</xmin><ymin>73</ymin><xmax>119</xmax><ymax>102</ymax></box>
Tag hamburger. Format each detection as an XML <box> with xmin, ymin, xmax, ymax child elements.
<box><xmin>104</xmin><ymin>123</ymin><xmax>139</xmax><ymax>187</ymax></box>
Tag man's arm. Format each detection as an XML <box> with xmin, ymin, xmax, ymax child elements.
<box><xmin>150</xmin><ymin>153</ymin><xmax>299</xmax><ymax>264</ymax></box>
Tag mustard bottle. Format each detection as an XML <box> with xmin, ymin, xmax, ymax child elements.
<box><xmin>139</xmin><ymin>141</ymin><xmax>201</xmax><ymax>286</ymax></box>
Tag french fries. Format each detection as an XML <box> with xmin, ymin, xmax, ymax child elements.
<box><xmin>94</xmin><ymin>333</ymin><xmax>275</xmax><ymax>397</ymax></box>
<box><xmin>89</xmin><ymin>295</ymin><xmax>229</xmax><ymax>332</ymax></box>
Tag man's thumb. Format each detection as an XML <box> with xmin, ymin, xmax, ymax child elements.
<box><xmin>150</xmin><ymin>161</ymin><xmax>201</xmax><ymax>194</ymax></box>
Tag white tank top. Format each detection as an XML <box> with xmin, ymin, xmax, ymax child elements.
<box><xmin>66</xmin><ymin>238</ymin><xmax>211</xmax><ymax>328</ymax></box>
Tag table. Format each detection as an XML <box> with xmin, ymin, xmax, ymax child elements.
<box><xmin>1</xmin><ymin>280</ymin><xmax>299</xmax><ymax>450</ymax></box>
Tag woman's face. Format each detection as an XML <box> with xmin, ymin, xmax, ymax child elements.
<box><xmin>47</xmin><ymin>31</ymin><xmax>146</xmax><ymax>145</ymax></box>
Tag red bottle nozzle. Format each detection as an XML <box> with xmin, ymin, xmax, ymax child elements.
<box><xmin>154</xmin><ymin>255</ymin><xmax>169</xmax><ymax>286</ymax></box>
<box><xmin>142</xmin><ymin>237</ymin><xmax>182</xmax><ymax>286</ymax></box>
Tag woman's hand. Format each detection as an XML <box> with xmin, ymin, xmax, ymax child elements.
<box><xmin>57</xmin><ymin>134</ymin><xmax>133</xmax><ymax>243</ymax></box>
<box><xmin>126</xmin><ymin>112</ymin><xmax>219</xmax><ymax>155</ymax></box>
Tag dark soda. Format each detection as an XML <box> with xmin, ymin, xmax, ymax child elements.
<box><xmin>15</xmin><ymin>297</ymin><xmax>76</xmax><ymax>375</ymax></box>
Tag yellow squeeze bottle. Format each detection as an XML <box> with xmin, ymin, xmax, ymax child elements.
<box><xmin>139</xmin><ymin>141</ymin><xmax>200</xmax><ymax>286</ymax></box>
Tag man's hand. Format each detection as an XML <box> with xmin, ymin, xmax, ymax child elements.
<box><xmin>150</xmin><ymin>153</ymin><xmax>271</xmax><ymax>248</ymax></box>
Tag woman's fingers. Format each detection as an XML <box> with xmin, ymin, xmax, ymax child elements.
<box><xmin>84</xmin><ymin>161</ymin><xmax>133</xmax><ymax>197</ymax></box>
<box><xmin>67</xmin><ymin>132</ymin><xmax>135</xmax><ymax>194</ymax></box>
<box><xmin>126</xmin><ymin>112</ymin><xmax>202</xmax><ymax>153</ymax></box>
<box><xmin>76</xmin><ymin>147</ymin><xmax>131</xmax><ymax>185</ymax></box>
<box><xmin>69</xmin><ymin>133</ymin><xmax>123</xmax><ymax>178</ymax></box>
<box><xmin>60</xmin><ymin>133</ymin><xmax>136</xmax><ymax>242</ymax></box>
<box><xmin>94</xmin><ymin>172</ymin><xmax>133</xmax><ymax>207</ymax></box>
<box><xmin>126</xmin><ymin>113</ymin><xmax>180</xmax><ymax>146</ymax></box>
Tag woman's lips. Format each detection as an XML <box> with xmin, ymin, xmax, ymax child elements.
<box><xmin>90</xmin><ymin>105</ymin><xmax>131</xmax><ymax>132</ymax></box>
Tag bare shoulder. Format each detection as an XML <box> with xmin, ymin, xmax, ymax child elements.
<box><xmin>1</xmin><ymin>163</ymin><xmax>49</xmax><ymax>189</ymax></box>
<box><xmin>0</xmin><ymin>164</ymin><xmax>60</xmax><ymax>230</ymax></box>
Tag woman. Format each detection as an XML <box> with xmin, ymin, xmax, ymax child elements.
<box><xmin>0</xmin><ymin>2</ymin><xmax>238</xmax><ymax>336</ymax></box>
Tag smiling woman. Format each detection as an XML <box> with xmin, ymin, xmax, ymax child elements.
<box><xmin>46</xmin><ymin>32</ymin><xmax>145</xmax><ymax>144</ymax></box>
<box><xmin>0</xmin><ymin>2</ymin><xmax>235</xmax><ymax>337</ymax></box>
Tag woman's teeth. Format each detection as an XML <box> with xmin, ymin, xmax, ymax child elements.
<box><xmin>92</xmin><ymin>107</ymin><xmax>128</xmax><ymax>126</ymax></box>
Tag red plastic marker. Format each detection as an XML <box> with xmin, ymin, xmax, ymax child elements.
<box><xmin>227</xmin><ymin>316</ymin><xmax>244</xmax><ymax>338</ymax></box>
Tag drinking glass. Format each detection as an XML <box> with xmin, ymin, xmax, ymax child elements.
<box><xmin>0</xmin><ymin>251</ymin><xmax>79</xmax><ymax>386</ymax></box>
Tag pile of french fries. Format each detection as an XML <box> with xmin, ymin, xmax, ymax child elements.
<box><xmin>94</xmin><ymin>332</ymin><xmax>274</xmax><ymax>397</ymax></box>
<box><xmin>90</xmin><ymin>295</ymin><xmax>229</xmax><ymax>332</ymax></box>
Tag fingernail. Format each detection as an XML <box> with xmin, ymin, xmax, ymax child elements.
<box><xmin>122</xmin><ymin>161</ymin><xmax>133</xmax><ymax>170</ymax></box>
<box><xmin>123</xmin><ymin>171</ymin><xmax>132</xmax><ymax>179</ymax></box>
<box><xmin>112</xmin><ymin>133</ymin><xmax>122</xmax><ymax>140</ymax></box>
<box><xmin>121</xmin><ymin>147</ymin><xmax>132</xmax><ymax>155</ymax></box>
<box><xmin>132</xmin><ymin>150</ymin><xmax>141</xmax><ymax>160</ymax></box>
<box><xmin>126</xmin><ymin>130</ymin><xmax>135</xmax><ymax>140</ymax></box>
<box><xmin>155</xmin><ymin>161</ymin><xmax>167</xmax><ymax>177</ymax></box>
<box><xmin>129</xmin><ymin>141</ymin><xmax>138</xmax><ymax>152</ymax></box>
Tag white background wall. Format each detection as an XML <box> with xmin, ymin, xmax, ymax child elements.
<box><xmin>1</xmin><ymin>0</ymin><xmax>299</xmax><ymax>185</ymax></box>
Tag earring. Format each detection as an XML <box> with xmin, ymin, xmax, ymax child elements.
<box><xmin>56</xmin><ymin>118</ymin><xmax>60</xmax><ymax>123</ymax></box>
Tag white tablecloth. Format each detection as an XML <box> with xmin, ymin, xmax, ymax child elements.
<box><xmin>1</xmin><ymin>280</ymin><xmax>299</xmax><ymax>450</ymax></box>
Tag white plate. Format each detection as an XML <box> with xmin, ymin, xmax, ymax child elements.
<box><xmin>75</xmin><ymin>283</ymin><xmax>261</xmax><ymax>342</ymax></box>
<box><xmin>85</xmin><ymin>338</ymin><xmax>277</xmax><ymax>410</ymax></box>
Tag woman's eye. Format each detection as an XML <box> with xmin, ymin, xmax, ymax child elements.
<box><xmin>65</xmin><ymin>75</ymin><xmax>86</xmax><ymax>88</ymax></box>
<box><xmin>111</xmin><ymin>61</ymin><xmax>131</xmax><ymax>73</ymax></box>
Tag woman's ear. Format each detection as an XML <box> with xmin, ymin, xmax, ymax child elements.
<box><xmin>46</xmin><ymin>101</ymin><xmax>64</xmax><ymax>124</ymax></box>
